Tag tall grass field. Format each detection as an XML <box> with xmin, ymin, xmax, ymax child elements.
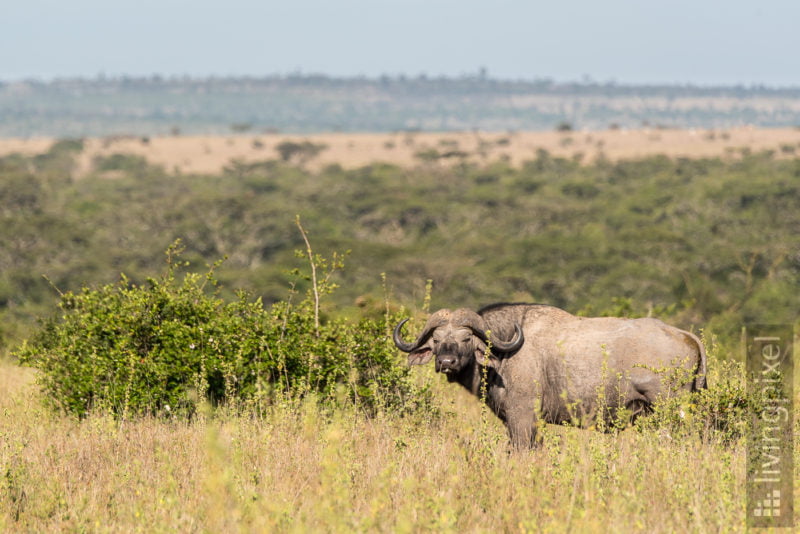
<box><xmin>2</xmin><ymin>340</ymin><xmax>798</xmax><ymax>532</ymax></box>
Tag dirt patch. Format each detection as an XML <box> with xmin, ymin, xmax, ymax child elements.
<box><xmin>2</xmin><ymin>127</ymin><xmax>799</xmax><ymax>175</ymax></box>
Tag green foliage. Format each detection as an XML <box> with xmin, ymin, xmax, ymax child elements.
<box><xmin>1</xmin><ymin>147</ymin><xmax>798</xmax><ymax>360</ymax></box>
<box><xmin>274</xmin><ymin>140</ymin><xmax>327</xmax><ymax>164</ymax></box>
<box><xmin>93</xmin><ymin>153</ymin><xmax>152</xmax><ymax>175</ymax></box>
<box><xmin>634</xmin><ymin>335</ymin><xmax>756</xmax><ymax>443</ymax></box>
<box><xmin>555</xmin><ymin>120</ymin><xmax>573</xmax><ymax>132</ymax></box>
<box><xmin>15</xmin><ymin>242</ymin><xmax>425</xmax><ymax>418</ymax></box>
<box><xmin>413</xmin><ymin>147</ymin><xmax>441</xmax><ymax>163</ymax></box>
<box><xmin>49</xmin><ymin>138</ymin><xmax>84</xmax><ymax>154</ymax></box>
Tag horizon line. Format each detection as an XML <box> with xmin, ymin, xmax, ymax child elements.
<box><xmin>3</xmin><ymin>72</ymin><xmax>800</xmax><ymax>92</ymax></box>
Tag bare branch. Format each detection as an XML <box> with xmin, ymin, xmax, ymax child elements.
<box><xmin>295</xmin><ymin>215</ymin><xmax>320</xmax><ymax>337</ymax></box>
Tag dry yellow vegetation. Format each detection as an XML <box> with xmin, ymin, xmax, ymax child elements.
<box><xmin>1</xmin><ymin>127</ymin><xmax>799</xmax><ymax>175</ymax></box>
<box><xmin>0</xmin><ymin>358</ymin><xmax>752</xmax><ymax>532</ymax></box>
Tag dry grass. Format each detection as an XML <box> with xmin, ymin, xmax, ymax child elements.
<box><xmin>1</xmin><ymin>127</ymin><xmax>800</xmax><ymax>176</ymax></box>
<box><xmin>0</xmin><ymin>359</ymin><xmax>751</xmax><ymax>532</ymax></box>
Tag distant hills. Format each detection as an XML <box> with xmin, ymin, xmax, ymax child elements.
<box><xmin>2</xmin><ymin>75</ymin><xmax>800</xmax><ymax>137</ymax></box>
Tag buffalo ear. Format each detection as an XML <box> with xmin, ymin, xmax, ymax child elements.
<box><xmin>408</xmin><ymin>348</ymin><xmax>433</xmax><ymax>365</ymax></box>
<box><xmin>474</xmin><ymin>340</ymin><xmax>498</xmax><ymax>368</ymax></box>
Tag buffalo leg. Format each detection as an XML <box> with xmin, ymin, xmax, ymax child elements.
<box><xmin>505</xmin><ymin>409</ymin><xmax>540</xmax><ymax>450</ymax></box>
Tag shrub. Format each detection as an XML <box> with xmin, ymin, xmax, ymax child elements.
<box><xmin>274</xmin><ymin>140</ymin><xmax>327</xmax><ymax>164</ymax></box>
<box><xmin>49</xmin><ymin>138</ymin><xmax>85</xmax><ymax>154</ymax></box>
<box><xmin>634</xmin><ymin>335</ymin><xmax>758</xmax><ymax>443</ymax></box>
<box><xmin>15</xmin><ymin>241</ymin><xmax>427</xmax><ymax>418</ymax></box>
<box><xmin>413</xmin><ymin>147</ymin><xmax>441</xmax><ymax>163</ymax></box>
<box><xmin>555</xmin><ymin>121</ymin><xmax>573</xmax><ymax>132</ymax></box>
<box><xmin>93</xmin><ymin>153</ymin><xmax>151</xmax><ymax>174</ymax></box>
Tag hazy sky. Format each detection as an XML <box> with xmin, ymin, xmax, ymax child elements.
<box><xmin>3</xmin><ymin>0</ymin><xmax>799</xmax><ymax>86</ymax></box>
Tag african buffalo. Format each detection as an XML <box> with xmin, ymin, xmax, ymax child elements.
<box><xmin>393</xmin><ymin>303</ymin><xmax>707</xmax><ymax>449</ymax></box>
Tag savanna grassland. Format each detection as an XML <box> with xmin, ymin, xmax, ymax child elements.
<box><xmin>1</xmin><ymin>134</ymin><xmax>799</xmax><ymax>532</ymax></box>
<box><xmin>2</xmin><ymin>127</ymin><xmax>800</xmax><ymax>176</ymax></box>
<box><xmin>0</xmin><ymin>352</ymin><xmax>755</xmax><ymax>533</ymax></box>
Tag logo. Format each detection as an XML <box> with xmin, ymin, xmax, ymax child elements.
<box><xmin>753</xmin><ymin>489</ymin><xmax>782</xmax><ymax>518</ymax></box>
<box><xmin>745</xmin><ymin>326</ymin><xmax>794</xmax><ymax>528</ymax></box>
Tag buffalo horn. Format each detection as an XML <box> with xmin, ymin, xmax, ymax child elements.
<box><xmin>393</xmin><ymin>310</ymin><xmax>451</xmax><ymax>353</ymax></box>
<box><xmin>488</xmin><ymin>323</ymin><xmax>524</xmax><ymax>353</ymax></box>
<box><xmin>392</xmin><ymin>319</ymin><xmax>417</xmax><ymax>352</ymax></box>
<box><xmin>455</xmin><ymin>309</ymin><xmax>523</xmax><ymax>353</ymax></box>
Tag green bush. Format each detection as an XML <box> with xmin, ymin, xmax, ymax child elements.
<box><xmin>93</xmin><ymin>153</ymin><xmax>152</xmax><ymax>174</ymax></box>
<box><xmin>274</xmin><ymin>140</ymin><xmax>327</xmax><ymax>164</ymax></box>
<box><xmin>15</xmin><ymin>241</ymin><xmax>426</xmax><ymax>418</ymax></box>
<box><xmin>634</xmin><ymin>335</ymin><xmax>758</xmax><ymax>443</ymax></box>
<box><xmin>2</xmin><ymin>148</ymin><xmax>799</xmax><ymax>365</ymax></box>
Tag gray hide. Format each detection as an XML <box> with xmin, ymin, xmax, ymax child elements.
<box><xmin>393</xmin><ymin>303</ymin><xmax>707</xmax><ymax>449</ymax></box>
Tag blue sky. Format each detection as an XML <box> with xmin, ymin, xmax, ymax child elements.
<box><xmin>2</xmin><ymin>0</ymin><xmax>799</xmax><ymax>85</ymax></box>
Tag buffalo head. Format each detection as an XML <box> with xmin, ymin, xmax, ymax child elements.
<box><xmin>393</xmin><ymin>308</ymin><xmax>524</xmax><ymax>374</ymax></box>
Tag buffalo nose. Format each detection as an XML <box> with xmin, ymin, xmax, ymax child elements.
<box><xmin>437</xmin><ymin>356</ymin><xmax>456</xmax><ymax>370</ymax></box>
